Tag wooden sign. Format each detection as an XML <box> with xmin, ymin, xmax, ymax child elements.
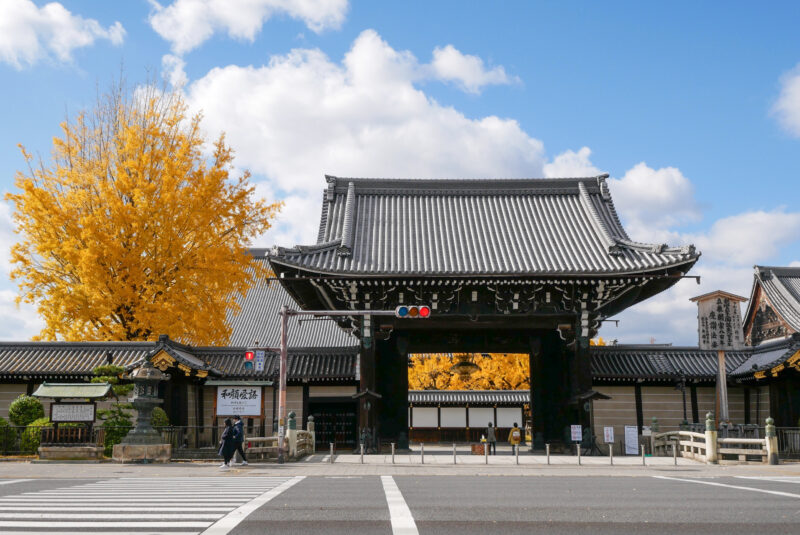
<box><xmin>691</xmin><ymin>291</ymin><xmax>746</xmax><ymax>350</ymax></box>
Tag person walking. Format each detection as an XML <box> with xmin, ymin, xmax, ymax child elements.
<box><xmin>232</xmin><ymin>415</ymin><xmax>248</xmax><ymax>466</ymax></box>
<box><xmin>486</xmin><ymin>422</ymin><xmax>497</xmax><ymax>455</ymax></box>
<box><xmin>218</xmin><ymin>418</ymin><xmax>235</xmax><ymax>470</ymax></box>
<box><xmin>508</xmin><ymin>422</ymin><xmax>522</xmax><ymax>455</ymax></box>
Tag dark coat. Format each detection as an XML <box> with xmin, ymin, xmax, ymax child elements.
<box><xmin>233</xmin><ymin>420</ymin><xmax>244</xmax><ymax>444</ymax></box>
<box><xmin>219</xmin><ymin>426</ymin><xmax>236</xmax><ymax>458</ymax></box>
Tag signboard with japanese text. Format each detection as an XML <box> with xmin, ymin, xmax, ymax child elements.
<box><xmin>570</xmin><ymin>424</ymin><xmax>582</xmax><ymax>442</ymax></box>
<box><xmin>216</xmin><ymin>386</ymin><xmax>262</xmax><ymax>417</ymax></box>
<box><xmin>695</xmin><ymin>294</ymin><xmax>745</xmax><ymax>350</ymax></box>
<box><xmin>51</xmin><ymin>403</ymin><xmax>95</xmax><ymax>422</ymax></box>
<box><xmin>255</xmin><ymin>350</ymin><xmax>266</xmax><ymax>372</ymax></box>
<box><xmin>603</xmin><ymin>426</ymin><xmax>614</xmax><ymax>444</ymax></box>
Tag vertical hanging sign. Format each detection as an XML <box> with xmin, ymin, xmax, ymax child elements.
<box><xmin>255</xmin><ymin>350</ymin><xmax>266</xmax><ymax>372</ymax></box>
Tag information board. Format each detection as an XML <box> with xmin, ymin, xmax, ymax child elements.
<box><xmin>603</xmin><ymin>426</ymin><xmax>614</xmax><ymax>444</ymax></box>
<box><xmin>624</xmin><ymin>425</ymin><xmax>639</xmax><ymax>455</ymax></box>
<box><xmin>216</xmin><ymin>386</ymin><xmax>262</xmax><ymax>417</ymax></box>
<box><xmin>570</xmin><ymin>424</ymin><xmax>582</xmax><ymax>442</ymax></box>
<box><xmin>51</xmin><ymin>403</ymin><xmax>95</xmax><ymax>422</ymax></box>
<box><xmin>255</xmin><ymin>350</ymin><xmax>266</xmax><ymax>372</ymax></box>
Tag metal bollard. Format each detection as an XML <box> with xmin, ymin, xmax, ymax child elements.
<box><xmin>360</xmin><ymin>443</ymin><xmax>364</xmax><ymax>464</ymax></box>
<box><xmin>484</xmin><ymin>442</ymin><xmax>488</xmax><ymax>464</ymax></box>
<box><xmin>453</xmin><ymin>443</ymin><xmax>457</xmax><ymax>465</ymax></box>
<box><xmin>421</xmin><ymin>442</ymin><xmax>424</xmax><ymax>464</ymax></box>
<box><xmin>515</xmin><ymin>443</ymin><xmax>519</xmax><ymax>465</ymax></box>
<box><xmin>577</xmin><ymin>443</ymin><xmax>581</xmax><ymax>466</ymax></box>
<box><xmin>330</xmin><ymin>442</ymin><xmax>334</xmax><ymax>464</ymax></box>
<box><xmin>609</xmin><ymin>444</ymin><xmax>613</xmax><ymax>465</ymax></box>
<box><xmin>392</xmin><ymin>442</ymin><xmax>395</xmax><ymax>464</ymax></box>
<box><xmin>546</xmin><ymin>443</ymin><xmax>550</xmax><ymax>465</ymax></box>
<box><xmin>673</xmin><ymin>440</ymin><xmax>677</xmax><ymax>466</ymax></box>
<box><xmin>641</xmin><ymin>444</ymin><xmax>645</xmax><ymax>466</ymax></box>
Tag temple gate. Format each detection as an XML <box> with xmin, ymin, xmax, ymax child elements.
<box><xmin>269</xmin><ymin>176</ymin><xmax>699</xmax><ymax>448</ymax></box>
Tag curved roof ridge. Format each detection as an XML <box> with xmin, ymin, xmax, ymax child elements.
<box><xmin>577</xmin><ymin>181</ymin><xmax>620</xmax><ymax>255</ymax></box>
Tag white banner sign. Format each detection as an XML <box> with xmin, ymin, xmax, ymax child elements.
<box><xmin>216</xmin><ymin>386</ymin><xmax>262</xmax><ymax>417</ymax></box>
<box><xmin>570</xmin><ymin>424</ymin><xmax>582</xmax><ymax>442</ymax></box>
<box><xmin>603</xmin><ymin>426</ymin><xmax>614</xmax><ymax>444</ymax></box>
<box><xmin>624</xmin><ymin>425</ymin><xmax>639</xmax><ymax>455</ymax></box>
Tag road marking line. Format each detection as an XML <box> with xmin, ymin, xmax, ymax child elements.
<box><xmin>0</xmin><ymin>480</ymin><xmax>30</xmax><ymax>486</ymax></box>
<box><xmin>736</xmin><ymin>476</ymin><xmax>800</xmax><ymax>484</ymax></box>
<box><xmin>0</xmin><ymin>532</ymin><xmax>199</xmax><ymax>535</ymax></box>
<box><xmin>381</xmin><ymin>476</ymin><xmax>419</xmax><ymax>535</ymax></box>
<box><xmin>0</xmin><ymin>521</ymin><xmax>212</xmax><ymax>528</ymax></box>
<box><xmin>0</xmin><ymin>513</ymin><xmax>224</xmax><ymax>519</ymax></box>
<box><xmin>653</xmin><ymin>476</ymin><xmax>800</xmax><ymax>498</ymax></box>
<box><xmin>0</xmin><ymin>507</ymin><xmax>234</xmax><ymax>512</ymax></box>
<box><xmin>201</xmin><ymin>476</ymin><xmax>305</xmax><ymax>535</ymax></box>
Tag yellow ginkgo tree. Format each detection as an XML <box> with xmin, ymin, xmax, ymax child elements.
<box><xmin>6</xmin><ymin>83</ymin><xmax>281</xmax><ymax>344</ymax></box>
<box><xmin>408</xmin><ymin>353</ymin><xmax>530</xmax><ymax>390</ymax></box>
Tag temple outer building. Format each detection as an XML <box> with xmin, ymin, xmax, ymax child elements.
<box><xmin>0</xmin><ymin>177</ymin><xmax>798</xmax><ymax>456</ymax></box>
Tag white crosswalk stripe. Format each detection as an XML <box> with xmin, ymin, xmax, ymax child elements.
<box><xmin>0</xmin><ymin>476</ymin><xmax>298</xmax><ymax>534</ymax></box>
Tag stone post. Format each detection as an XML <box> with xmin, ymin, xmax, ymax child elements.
<box><xmin>650</xmin><ymin>417</ymin><xmax>659</xmax><ymax>455</ymax></box>
<box><xmin>307</xmin><ymin>415</ymin><xmax>315</xmax><ymax>453</ymax></box>
<box><xmin>287</xmin><ymin>411</ymin><xmax>297</xmax><ymax>459</ymax></box>
<box><xmin>765</xmin><ymin>417</ymin><xmax>779</xmax><ymax>465</ymax></box>
<box><xmin>704</xmin><ymin>412</ymin><xmax>718</xmax><ymax>464</ymax></box>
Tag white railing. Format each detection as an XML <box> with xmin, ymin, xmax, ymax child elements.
<box><xmin>717</xmin><ymin>437</ymin><xmax>768</xmax><ymax>463</ymax></box>
<box><xmin>653</xmin><ymin>430</ymin><xmax>707</xmax><ymax>461</ymax></box>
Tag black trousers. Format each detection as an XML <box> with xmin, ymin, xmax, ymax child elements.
<box><xmin>488</xmin><ymin>441</ymin><xmax>496</xmax><ymax>455</ymax></box>
<box><xmin>234</xmin><ymin>442</ymin><xmax>247</xmax><ymax>462</ymax></box>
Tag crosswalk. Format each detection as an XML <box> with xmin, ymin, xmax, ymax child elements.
<box><xmin>0</xmin><ymin>476</ymin><xmax>300</xmax><ymax>534</ymax></box>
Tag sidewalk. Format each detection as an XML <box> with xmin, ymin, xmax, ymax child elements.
<box><xmin>1</xmin><ymin>452</ymin><xmax>799</xmax><ymax>478</ymax></box>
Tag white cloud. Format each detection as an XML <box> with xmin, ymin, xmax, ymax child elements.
<box><xmin>0</xmin><ymin>290</ymin><xmax>43</xmax><ymax>340</ymax></box>
<box><xmin>428</xmin><ymin>44</ymin><xmax>518</xmax><ymax>94</ymax></box>
<box><xmin>162</xmin><ymin>53</ymin><xmax>188</xmax><ymax>87</ymax></box>
<box><xmin>0</xmin><ymin>0</ymin><xmax>124</xmax><ymax>69</ymax></box>
<box><xmin>686</xmin><ymin>209</ymin><xmax>800</xmax><ymax>266</ymax></box>
<box><xmin>773</xmin><ymin>63</ymin><xmax>800</xmax><ymax>137</ymax></box>
<box><xmin>543</xmin><ymin>147</ymin><xmax>601</xmax><ymax>178</ymax></box>
<box><xmin>148</xmin><ymin>0</ymin><xmax>349</xmax><ymax>55</ymax></box>
<box><xmin>185</xmin><ymin>30</ymin><xmax>545</xmax><ymax>203</ymax></box>
<box><xmin>608</xmin><ymin>162</ymin><xmax>701</xmax><ymax>242</ymax></box>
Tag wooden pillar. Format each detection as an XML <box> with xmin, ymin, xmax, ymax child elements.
<box><xmin>634</xmin><ymin>383</ymin><xmax>644</xmax><ymax>434</ymax></box>
<box><xmin>690</xmin><ymin>384</ymin><xmax>699</xmax><ymax>423</ymax></box>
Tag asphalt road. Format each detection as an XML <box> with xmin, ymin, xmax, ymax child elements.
<box><xmin>0</xmin><ymin>474</ymin><xmax>798</xmax><ymax>534</ymax></box>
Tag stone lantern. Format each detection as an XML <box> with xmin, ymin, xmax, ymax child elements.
<box><xmin>112</xmin><ymin>360</ymin><xmax>172</xmax><ymax>463</ymax></box>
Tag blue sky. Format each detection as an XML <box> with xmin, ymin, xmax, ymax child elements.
<box><xmin>1</xmin><ymin>0</ymin><xmax>799</xmax><ymax>344</ymax></box>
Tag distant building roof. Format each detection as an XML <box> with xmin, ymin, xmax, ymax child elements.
<box><xmin>226</xmin><ymin>255</ymin><xmax>359</xmax><ymax>348</ymax></box>
<box><xmin>745</xmin><ymin>266</ymin><xmax>800</xmax><ymax>334</ymax></box>
<box><xmin>270</xmin><ymin>175</ymin><xmax>699</xmax><ymax>277</ymax></box>
<box><xmin>408</xmin><ymin>390</ymin><xmax>529</xmax><ymax>406</ymax></box>
<box><xmin>590</xmin><ymin>345</ymin><xmax>751</xmax><ymax>381</ymax></box>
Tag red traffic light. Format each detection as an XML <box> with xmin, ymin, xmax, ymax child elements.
<box><xmin>245</xmin><ymin>351</ymin><xmax>255</xmax><ymax>361</ymax></box>
<box><xmin>395</xmin><ymin>305</ymin><xmax>431</xmax><ymax>318</ymax></box>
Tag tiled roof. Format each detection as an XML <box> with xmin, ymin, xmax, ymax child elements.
<box><xmin>590</xmin><ymin>346</ymin><xmax>751</xmax><ymax>381</ymax></box>
<box><xmin>196</xmin><ymin>347</ymin><xmax>358</xmax><ymax>381</ymax></box>
<box><xmin>226</xmin><ymin>256</ymin><xmax>359</xmax><ymax>348</ymax></box>
<box><xmin>746</xmin><ymin>266</ymin><xmax>800</xmax><ymax>333</ymax></box>
<box><xmin>408</xmin><ymin>390</ymin><xmax>529</xmax><ymax>405</ymax></box>
<box><xmin>0</xmin><ymin>341</ymin><xmax>152</xmax><ymax>378</ymax></box>
<box><xmin>729</xmin><ymin>337</ymin><xmax>800</xmax><ymax>377</ymax></box>
<box><xmin>270</xmin><ymin>176</ymin><xmax>699</xmax><ymax>276</ymax></box>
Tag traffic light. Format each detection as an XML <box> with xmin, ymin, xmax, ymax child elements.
<box><xmin>395</xmin><ymin>305</ymin><xmax>431</xmax><ymax>318</ymax></box>
<box><xmin>244</xmin><ymin>350</ymin><xmax>255</xmax><ymax>371</ymax></box>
